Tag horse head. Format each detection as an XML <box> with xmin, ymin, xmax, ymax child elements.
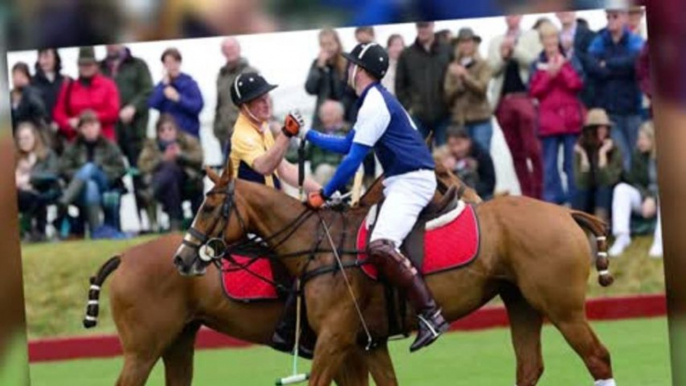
<box><xmin>173</xmin><ymin>158</ymin><xmax>247</xmax><ymax>276</ymax></box>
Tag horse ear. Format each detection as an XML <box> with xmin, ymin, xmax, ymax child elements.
<box><xmin>205</xmin><ymin>166</ymin><xmax>220</xmax><ymax>184</ymax></box>
<box><xmin>220</xmin><ymin>157</ymin><xmax>234</xmax><ymax>183</ymax></box>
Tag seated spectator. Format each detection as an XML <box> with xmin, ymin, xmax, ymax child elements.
<box><xmin>572</xmin><ymin>109</ymin><xmax>623</xmax><ymax>224</ymax></box>
<box><xmin>529</xmin><ymin>22</ymin><xmax>585</xmax><ymax>205</ymax></box>
<box><xmin>138</xmin><ymin>115</ymin><xmax>204</xmax><ymax>231</ymax></box>
<box><xmin>444</xmin><ymin>27</ymin><xmax>493</xmax><ymax>151</ymax></box>
<box><xmin>53</xmin><ymin>47</ymin><xmax>120</xmax><ymax>142</ymax></box>
<box><xmin>15</xmin><ymin>122</ymin><xmax>60</xmax><ymax>242</ymax></box>
<box><xmin>58</xmin><ymin>111</ymin><xmax>126</xmax><ymax>237</ymax></box>
<box><xmin>608</xmin><ymin>122</ymin><xmax>662</xmax><ymax>258</ymax></box>
<box><xmin>10</xmin><ymin>62</ymin><xmax>49</xmax><ymax>134</ymax></box>
<box><xmin>149</xmin><ymin>48</ymin><xmax>205</xmax><ymax>138</ymax></box>
<box><xmin>307</xmin><ymin>100</ymin><xmax>350</xmax><ymax>185</ymax></box>
<box><xmin>441</xmin><ymin>126</ymin><xmax>496</xmax><ymax>200</ymax></box>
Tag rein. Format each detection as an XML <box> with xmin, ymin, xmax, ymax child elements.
<box><xmin>187</xmin><ymin>177</ymin><xmax>468</xmax><ymax>292</ymax></box>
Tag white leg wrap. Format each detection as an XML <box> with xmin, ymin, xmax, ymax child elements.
<box><xmin>594</xmin><ymin>379</ymin><xmax>616</xmax><ymax>386</ymax></box>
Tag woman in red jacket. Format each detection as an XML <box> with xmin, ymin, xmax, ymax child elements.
<box><xmin>53</xmin><ymin>47</ymin><xmax>120</xmax><ymax>142</ymax></box>
<box><xmin>530</xmin><ymin>22</ymin><xmax>585</xmax><ymax>205</ymax></box>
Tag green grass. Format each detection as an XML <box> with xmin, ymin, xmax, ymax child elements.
<box><xmin>20</xmin><ymin>235</ymin><xmax>666</xmax><ymax>339</ymax></box>
<box><xmin>21</xmin><ymin>237</ymin><xmax>156</xmax><ymax>339</ymax></box>
<box><xmin>29</xmin><ymin>318</ymin><xmax>671</xmax><ymax>386</ymax></box>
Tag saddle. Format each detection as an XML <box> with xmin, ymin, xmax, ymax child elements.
<box><xmin>368</xmin><ymin>185</ymin><xmax>460</xmax><ymax>269</ymax></box>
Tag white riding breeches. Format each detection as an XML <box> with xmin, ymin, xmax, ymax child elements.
<box><xmin>370</xmin><ymin>170</ymin><xmax>437</xmax><ymax>248</ymax></box>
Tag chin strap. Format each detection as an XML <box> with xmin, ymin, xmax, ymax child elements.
<box><xmin>348</xmin><ymin>64</ymin><xmax>359</xmax><ymax>90</ymax></box>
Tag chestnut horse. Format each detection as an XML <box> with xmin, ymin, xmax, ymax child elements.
<box><xmin>82</xmin><ymin>233</ymin><xmax>399</xmax><ymax>386</ymax></box>
<box><xmin>172</xmin><ymin>160</ymin><xmax>615</xmax><ymax>386</ymax></box>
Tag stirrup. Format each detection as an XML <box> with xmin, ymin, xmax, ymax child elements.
<box><xmin>410</xmin><ymin>309</ymin><xmax>449</xmax><ymax>353</ymax></box>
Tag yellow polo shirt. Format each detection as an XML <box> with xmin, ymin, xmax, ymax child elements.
<box><xmin>229</xmin><ymin>112</ymin><xmax>281</xmax><ymax>189</ymax></box>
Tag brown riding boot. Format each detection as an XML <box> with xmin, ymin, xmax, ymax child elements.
<box><xmin>368</xmin><ymin>239</ymin><xmax>449</xmax><ymax>353</ymax></box>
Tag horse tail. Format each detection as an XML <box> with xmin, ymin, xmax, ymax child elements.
<box><xmin>83</xmin><ymin>255</ymin><xmax>121</xmax><ymax>329</ymax></box>
<box><xmin>570</xmin><ymin>210</ymin><xmax>614</xmax><ymax>287</ymax></box>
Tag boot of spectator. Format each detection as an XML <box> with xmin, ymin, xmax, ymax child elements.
<box><xmin>84</xmin><ymin>204</ymin><xmax>102</xmax><ymax>234</ymax></box>
<box><xmin>58</xmin><ymin>178</ymin><xmax>86</xmax><ymax>207</ymax></box>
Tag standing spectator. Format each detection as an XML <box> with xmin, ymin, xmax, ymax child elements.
<box><xmin>436</xmin><ymin>29</ymin><xmax>454</xmax><ymax>47</ymax></box>
<box><xmin>31</xmin><ymin>49</ymin><xmax>66</xmax><ymax>134</ymax></box>
<box><xmin>587</xmin><ymin>8</ymin><xmax>644</xmax><ymax>172</ymax></box>
<box><xmin>444</xmin><ymin>27</ymin><xmax>493</xmax><ymax>151</ymax></box>
<box><xmin>529</xmin><ymin>23</ymin><xmax>585</xmax><ymax>205</ymax></box>
<box><xmin>608</xmin><ymin>122</ymin><xmax>662</xmax><ymax>258</ymax></box>
<box><xmin>442</xmin><ymin>126</ymin><xmax>496</xmax><ymax>200</ymax></box>
<box><xmin>305</xmin><ymin>28</ymin><xmax>357</xmax><ymax>129</ymax></box>
<box><xmin>627</xmin><ymin>6</ymin><xmax>646</xmax><ymax>38</ymax></box>
<box><xmin>381</xmin><ymin>34</ymin><xmax>405</xmax><ymax>95</ymax></box>
<box><xmin>15</xmin><ymin>122</ymin><xmax>60</xmax><ymax>242</ymax></box>
<box><xmin>572</xmin><ymin>109</ymin><xmax>623</xmax><ymax>224</ymax></box>
<box><xmin>138</xmin><ymin>115</ymin><xmax>204</xmax><ymax>231</ymax></box>
<box><xmin>100</xmin><ymin>45</ymin><xmax>153</xmax><ymax>172</ymax></box>
<box><xmin>149</xmin><ymin>48</ymin><xmax>205</xmax><ymax>138</ymax></box>
<box><xmin>488</xmin><ymin>15</ymin><xmax>543</xmax><ymax>199</ymax></box>
<box><xmin>58</xmin><ymin>111</ymin><xmax>126</xmax><ymax>237</ymax></box>
<box><xmin>396</xmin><ymin>22</ymin><xmax>452</xmax><ymax>146</ymax></box>
<box><xmin>100</xmin><ymin>44</ymin><xmax>154</xmax><ymax>227</ymax></box>
<box><xmin>354</xmin><ymin>26</ymin><xmax>376</xmax><ymax>44</ymax></box>
<box><xmin>556</xmin><ymin>11</ymin><xmax>598</xmax><ymax>108</ymax></box>
<box><xmin>307</xmin><ymin>100</ymin><xmax>350</xmax><ymax>185</ymax></box>
<box><xmin>214</xmin><ymin>37</ymin><xmax>258</xmax><ymax>155</ymax></box>
<box><xmin>53</xmin><ymin>47</ymin><xmax>121</xmax><ymax>142</ymax></box>
<box><xmin>10</xmin><ymin>62</ymin><xmax>49</xmax><ymax>134</ymax></box>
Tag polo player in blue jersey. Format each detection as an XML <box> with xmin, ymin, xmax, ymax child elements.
<box><xmin>303</xmin><ymin>42</ymin><xmax>449</xmax><ymax>352</ymax></box>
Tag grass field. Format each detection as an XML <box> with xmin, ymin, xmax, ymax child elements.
<box><xmin>20</xmin><ymin>234</ymin><xmax>665</xmax><ymax>339</ymax></box>
<box><xmin>29</xmin><ymin>318</ymin><xmax>671</xmax><ymax>386</ymax></box>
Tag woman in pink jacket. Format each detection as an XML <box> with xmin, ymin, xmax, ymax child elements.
<box><xmin>529</xmin><ymin>22</ymin><xmax>585</xmax><ymax>205</ymax></box>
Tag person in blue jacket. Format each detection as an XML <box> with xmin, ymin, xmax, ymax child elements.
<box><xmin>302</xmin><ymin>42</ymin><xmax>448</xmax><ymax>353</ymax></box>
<box><xmin>149</xmin><ymin>48</ymin><xmax>205</xmax><ymax>138</ymax></box>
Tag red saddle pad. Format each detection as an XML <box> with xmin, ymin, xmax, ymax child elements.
<box><xmin>356</xmin><ymin>204</ymin><xmax>480</xmax><ymax>280</ymax></box>
<box><xmin>221</xmin><ymin>255</ymin><xmax>279</xmax><ymax>301</ymax></box>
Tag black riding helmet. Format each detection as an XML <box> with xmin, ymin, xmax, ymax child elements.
<box><xmin>230</xmin><ymin>72</ymin><xmax>278</xmax><ymax>106</ymax></box>
<box><xmin>342</xmin><ymin>43</ymin><xmax>390</xmax><ymax>81</ymax></box>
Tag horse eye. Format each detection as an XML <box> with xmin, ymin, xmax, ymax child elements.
<box><xmin>202</xmin><ymin>205</ymin><xmax>215</xmax><ymax>213</ymax></box>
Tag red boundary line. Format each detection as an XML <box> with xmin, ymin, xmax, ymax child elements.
<box><xmin>28</xmin><ymin>294</ymin><xmax>666</xmax><ymax>363</ymax></box>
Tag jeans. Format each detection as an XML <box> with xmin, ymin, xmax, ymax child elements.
<box><xmin>572</xmin><ymin>186</ymin><xmax>612</xmax><ymax>214</ymax></box>
<box><xmin>609</xmin><ymin>114</ymin><xmax>642</xmax><ymax>172</ymax></box>
<box><xmin>76</xmin><ymin>163</ymin><xmax>109</xmax><ymax>205</ymax></box>
<box><xmin>541</xmin><ymin>134</ymin><xmax>578</xmax><ymax>205</ymax></box>
<box><xmin>153</xmin><ymin>161</ymin><xmax>187</xmax><ymax>220</ymax></box>
<box><xmin>465</xmin><ymin>120</ymin><xmax>494</xmax><ymax>152</ymax></box>
<box><xmin>413</xmin><ymin>116</ymin><xmax>450</xmax><ymax>147</ymax></box>
<box><xmin>495</xmin><ymin>95</ymin><xmax>543</xmax><ymax>199</ymax></box>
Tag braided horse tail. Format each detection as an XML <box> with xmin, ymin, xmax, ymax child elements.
<box><xmin>570</xmin><ymin>210</ymin><xmax>615</xmax><ymax>287</ymax></box>
<box><xmin>83</xmin><ymin>255</ymin><xmax>121</xmax><ymax>328</ymax></box>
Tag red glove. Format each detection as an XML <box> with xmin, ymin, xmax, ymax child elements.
<box><xmin>306</xmin><ymin>190</ymin><xmax>326</xmax><ymax>209</ymax></box>
<box><xmin>282</xmin><ymin>110</ymin><xmax>304</xmax><ymax>138</ymax></box>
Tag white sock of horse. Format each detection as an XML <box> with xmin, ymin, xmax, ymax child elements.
<box><xmin>595</xmin><ymin>379</ymin><xmax>616</xmax><ymax>386</ymax></box>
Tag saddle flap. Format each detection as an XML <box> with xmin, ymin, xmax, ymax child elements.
<box><xmin>420</xmin><ymin>185</ymin><xmax>459</xmax><ymax>220</ymax></box>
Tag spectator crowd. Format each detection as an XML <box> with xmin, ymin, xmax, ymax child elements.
<box><xmin>10</xmin><ymin>7</ymin><xmax>661</xmax><ymax>258</ymax></box>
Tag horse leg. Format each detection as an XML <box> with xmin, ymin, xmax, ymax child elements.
<box><xmin>501</xmin><ymin>286</ymin><xmax>545</xmax><ymax>386</ymax></box>
<box><xmin>365</xmin><ymin>343</ymin><xmax>398</xmax><ymax>386</ymax></box>
<box><xmin>333</xmin><ymin>349</ymin><xmax>369</xmax><ymax>386</ymax></box>
<box><xmin>161</xmin><ymin>322</ymin><xmax>201</xmax><ymax>386</ymax></box>
<box><xmin>551</xmin><ymin>316</ymin><xmax>613</xmax><ymax>384</ymax></box>
<box><xmin>116</xmin><ymin>353</ymin><xmax>158</xmax><ymax>386</ymax></box>
<box><xmin>308</xmin><ymin>326</ymin><xmax>357</xmax><ymax>386</ymax></box>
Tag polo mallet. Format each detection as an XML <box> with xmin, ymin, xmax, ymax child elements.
<box><xmin>298</xmin><ymin>138</ymin><xmax>306</xmax><ymax>201</ymax></box>
<box><xmin>275</xmin><ymin>279</ymin><xmax>309</xmax><ymax>386</ymax></box>
<box><xmin>351</xmin><ymin>166</ymin><xmax>365</xmax><ymax>207</ymax></box>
